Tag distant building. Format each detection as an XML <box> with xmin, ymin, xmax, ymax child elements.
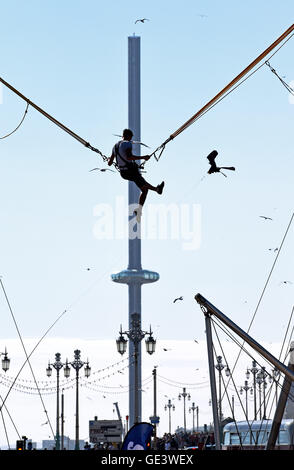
<box><xmin>42</xmin><ymin>436</ymin><xmax>85</xmax><ymax>450</ymax></box>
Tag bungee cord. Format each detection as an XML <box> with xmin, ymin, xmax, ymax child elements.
<box><xmin>1</xmin><ymin>24</ymin><xmax>294</xmax><ymax>169</ymax></box>
<box><xmin>149</xmin><ymin>24</ymin><xmax>294</xmax><ymax>162</ymax></box>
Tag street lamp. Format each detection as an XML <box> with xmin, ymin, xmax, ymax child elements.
<box><xmin>116</xmin><ymin>313</ymin><xmax>156</xmax><ymax>424</ymax></box>
<box><xmin>268</xmin><ymin>367</ymin><xmax>281</xmax><ymax>407</ymax></box>
<box><xmin>1</xmin><ymin>348</ymin><xmax>10</xmax><ymax>373</ymax></box>
<box><xmin>46</xmin><ymin>352</ymin><xmax>66</xmax><ymax>450</ymax></box>
<box><xmin>240</xmin><ymin>380</ymin><xmax>250</xmax><ymax>419</ymax></box>
<box><xmin>215</xmin><ymin>356</ymin><xmax>229</xmax><ymax>422</ymax></box>
<box><xmin>189</xmin><ymin>402</ymin><xmax>199</xmax><ymax>433</ymax></box>
<box><xmin>178</xmin><ymin>388</ymin><xmax>191</xmax><ymax>433</ymax></box>
<box><xmin>247</xmin><ymin>360</ymin><xmax>259</xmax><ymax>420</ymax></box>
<box><xmin>64</xmin><ymin>350</ymin><xmax>91</xmax><ymax>450</ymax></box>
<box><xmin>256</xmin><ymin>367</ymin><xmax>267</xmax><ymax>420</ymax></box>
<box><xmin>164</xmin><ymin>399</ymin><xmax>175</xmax><ymax>434</ymax></box>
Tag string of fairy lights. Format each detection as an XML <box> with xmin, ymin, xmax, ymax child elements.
<box><xmin>0</xmin><ymin>353</ymin><xmax>210</xmax><ymax>397</ymax></box>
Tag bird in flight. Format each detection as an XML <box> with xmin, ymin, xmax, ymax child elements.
<box><xmin>268</xmin><ymin>248</ymin><xmax>278</xmax><ymax>252</ymax></box>
<box><xmin>194</xmin><ymin>339</ymin><xmax>199</xmax><ymax>344</ymax></box>
<box><xmin>206</xmin><ymin>150</ymin><xmax>235</xmax><ymax>177</ymax></box>
<box><xmin>280</xmin><ymin>280</ymin><xmax>293</xmax><ymax>285</ymax></box>
<box><xmin>163</xmin><ymin>348</ymin><xmax>172</xmax><ymax>352</ymax></box>
<box><xmin>135</xmin><ymin>18</ymin><xmax>149</xmax><ymax>23</ymax></box>
<box><xmin>89</xmin><ymin>167</ymin><xmax>115</xmax><ymax>173</ymax></box>
<box><xmin>173</xmin><ymin>296</ymin><xmax>183</xmax><ymax>303</ymax></box>
<box><xmin>259</xmin><ymin>216</ymin><xmax>273</xmax><ymax>220</ymax></box>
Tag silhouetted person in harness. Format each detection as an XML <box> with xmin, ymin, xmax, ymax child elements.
<box><xmin>108</xmin><ymin>129</ymin><xmax>164</xmax><ymax>222</ymax></box>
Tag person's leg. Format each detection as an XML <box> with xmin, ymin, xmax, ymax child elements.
<box><xmin>139</xmin><ymin>186</ymin><xmax>148</xmax><ymax>207</ymax></box>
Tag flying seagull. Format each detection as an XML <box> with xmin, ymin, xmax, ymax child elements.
<box><xmin>89</xmin><ymin>167</ymin><xmax>115</xmax><ymax>173</ymax></box>
<box><xmin>268</xmin><ymin>248</ymin><xmax>278</xmax><ymax>252</ymax></box>
<box><xmin>280</xmin><ymin>281</ymin><xmax>293</xmax><ymax>285</ymax></box>
<box><xmin>206</xmin><ymin>150</ymin><xmax>235</xmax><ymax>177</ymax></box>
<box><xmin>173</xmin><ymin>296</ymin><xmax>183</xmax><ymax>303</ymax></box>
<box><xmin>135</xmin><ymin>18</ymin><xmax>150</xmax><ymax>23</ymax></box>
<box><xmin>163</xmin><ymin>348</ymin><xmax>172</xmax><ymax>352</ymax></box>
<box><xmin>260</xmin><ymin>216</ymin><xmax>273</xmax><ymax>220</ymax></box>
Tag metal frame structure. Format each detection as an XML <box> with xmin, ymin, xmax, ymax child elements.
<box><xmin>195</xmin><ymin>293</ymin><xmax>294</xmax><ymax>450</ymax></box>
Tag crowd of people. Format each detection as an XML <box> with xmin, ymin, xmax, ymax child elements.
<box><xmin>81</xmin><ymin>430</ymin><xmax>215</xmax><ymax>451</ymax></box>
<box><xmin>153</xmin><ymin>431</ymin><xmax>215</xmax><ymax>450</ymax></box>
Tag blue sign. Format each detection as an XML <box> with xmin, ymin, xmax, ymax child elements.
<box><xmin>122</xmin><ymin>422</ymin><xmax>154</xmax><ymax>450</ymax></box>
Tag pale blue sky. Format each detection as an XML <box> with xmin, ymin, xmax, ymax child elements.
<box><xmin>0</xmin><ymin>0</ymin><xmax>293</xmax><ymax>358</ymax></box>
<box><xmin>0</xmin><ymin>0</ymin><xmax>294</xmax><ymax>448</ymax></box>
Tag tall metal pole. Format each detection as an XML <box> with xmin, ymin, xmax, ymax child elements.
<box><xmin>128</xmin><ymin>35</ymin><xmax>142</xmax><ymax>427</ymax></box>
<box><xmin>61</xmin><ymin>389</ymin><xmax>64</xmax><ymax>450</ymax></box>
<box><xmin>134</xmin><ymin>343</ymin><xmax>139</xmax><ymax>423</ymax></box>
<box><xmin>205</xmin><ymin>313</ymin><xmax>221</xmax><ymax>450</ymax></box>
<box><xmin>56</xmin><ymin>367</ymin><xmax>60</xmax><ymax>450</ymax></box>
<box><xmin>112</xmin><ymin>34</ymin><xmax>159</xmax><ymax>426</ymax></box>
<box><xmin>153</xmin><ymin>367</ymin><xmax>158</xmax><ymax>441</ymax></box>
<box><xmin>196</xmin><ymin>406</ymin><xmax>199</xmax><ymax>432</ymax></box>
<box><xmin>266</xmin><ymin>342</ymin><xmax>294</xmax><ymax>450</ymax></box>
<box><xmin>251</xmin><ymin>360</ymin><xmax>258</xmax><ymax>420</ymax></box>
<box><xmin>183</xmin><ymin>391</ymin><xmax>187</xmax><ymax>433</ymax></box>
<box><xmin>75</xmin><ymin>367</ymin><xmax>79</xmax><ymax>450</ymax></box>
<box><xmin>46</xmin><ymin>352</ymin><xmax>65</xmax><ymax>451</ymax></box>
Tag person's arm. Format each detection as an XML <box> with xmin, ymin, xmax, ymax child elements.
<box><xmin>125</xmin><ymin>146</ymin><xmax>150</xmax><ymax>161</ymax></box>
<box><xmin>108</xmin><ymin>151</ymin><xmax>115</xmax><ymax>166</ymax></box>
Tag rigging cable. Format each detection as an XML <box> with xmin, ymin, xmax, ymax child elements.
<box><xmin>0</xmin><ymin>252</ymin><xmax>125</xmax><ymax>409</ymax></box>
<box><xmin>0</xmin><ymin>102</ymin><xmax>29</xmax><ymax>139</ymax></box>
<box><xmin>265</xmin><ymin>61</ymin><xmax>294</xmax><ymax>97</ymax></box>
<box><xmin>0</xmin><ymin>278</ymin><xmax>55</xmax><ymax>437</ymax></box>
<box><xmin>0</xmin><ymin>75</ymin><xmax>119</xmax><ymax>169</ymax></box>
<box><xmin>149</xmin><ymin>24</ymin><xmax>294</xmax><ymax>162</ymax></box>
<box><xmin>0</xmin><ymin>394</ymin><xmax>21</xmax><ymax>440</ymax></box>
<box><xmin>222</xmin><ymin>211</ymin><xmax>294</xmax><ymax>393</ymax></box>
<box><xmin>0</xmin><ymin>401</ymin><xmax>10</xmax><ymax>449</ymax></box>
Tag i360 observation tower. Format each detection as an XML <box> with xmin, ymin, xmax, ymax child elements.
<box><xmin>111</xmin><ymin>35</ymin><xmax>159</xmax><ymax>427</ymax></box>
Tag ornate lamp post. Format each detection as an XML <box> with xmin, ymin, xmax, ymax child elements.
<box><xmin>116</xmin><ymin>312</ymin><xmax>156</xmax><ymax>424</ymax></box>
<box><xmin>248</xmin><ymin>360</ymin><xmax>258</xmax><ymax>420</ymax></box>
<box><xmin>178</xmin><ymin>388</ymin><xmax>191</xmax><ymax>433</ymax></box>
<box><xmin>189</xmin><ymin>402</ymin><xmax>199</xmax><ymax>433</ymax></box>
<box><xmin>1</xmin><ymin>348</ymin><xmax>10</xmax><ymax>373</ymax></box>
<box><xmin>268</xmin><ymin>367</ymin><xmax>281</xmax><ymax>407</ymax></box>
<box><xmin>215</xmin><ymin>356</ymin><xmax>230</xmax><ymax>422</ymax></box>
<box><xmin>64</xmin><ymin>350</ymin><xmax>91</xmax><ymax>450</ymax></box>
<box><xmin>256</xmin><ymin>367</ymin><xmax>267</xmax><ymax>420</ymax></box>
<box><xmin>46</xmin><ymin>352</ymin><xmax>67</xmax><ymax>450</ymax></box>
<box><xmin>240</xmin><ymin>380</ymin><xmax>251</xmax><ymax>419</ymax></box>
<box><xmin>164</xmin><ymin>399</ymin><xmax>175</xmax><ymax>434</ymax></box>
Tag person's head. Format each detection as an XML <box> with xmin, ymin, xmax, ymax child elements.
<box><xmin>122</xmin><ymin>129</ymin><xmax>133</xmax><ymax>141</ymax></box>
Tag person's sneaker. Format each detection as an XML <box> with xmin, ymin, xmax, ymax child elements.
<box><xmin>134</xmin><ymin>206</ymin><xmax>142</xmax><ymax>223</ymax></box>
<box><xmin>157</xmin><ymin>181</ymin><xmax>165</xmax><ymax>194</ymax></box>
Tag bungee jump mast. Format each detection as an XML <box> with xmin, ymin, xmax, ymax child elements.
<box><xmin>111</xmin><ymin>36</ymin><xmax>160</xmax><ymax>426</ymax></box>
